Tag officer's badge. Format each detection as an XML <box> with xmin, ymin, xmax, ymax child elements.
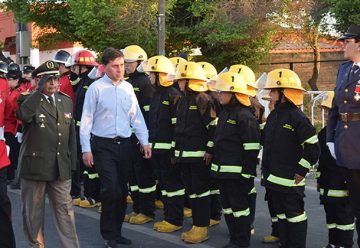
<box><xmin>40</xmin><ymin>123</ymin><xmax>45</xmax><ymax>128</ymax></box>
<box><xmin>64</xmin><ymin>112</ymin><xmax>72</xmax><ymax>119</ymax></box>
<box><xmin>354</xmin><ymin>81</ymin><xmax>360</xmax><ymax>101</ymax></box>
<box><xmin>39</xmin><ymin>114</ymin><xmax>46</xmax><ymax>118</ymax></box>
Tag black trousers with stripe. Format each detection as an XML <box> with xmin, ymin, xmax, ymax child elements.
<box><xmin>269</xmin><ymin>189</ymin><xmax>307</xmax><ymax>248</ymax></box>
<box><xmin>264</xmin><ymin>189</ymin><xmax>279</xmax><ymax>237</ymax></box>
<box><xmin>323</xmin><ymin>202</ymin><xmax>354</xmax><ymax>247</ymax></box>
<box><xmin>219</xmin><ymin>178</ymin><xmax>252</xmax><ymax>247</ymax></box>
<box><xmin>179</xmin><ymin>162</ymin><xmax>210</xmax><ymax>227</ymax></box>
<box><xmin>91</xmin><ymin>136</ymin><xmax>131</xmax><ymax>240</ymax></box>
<box><xmin>152</xmin><ymin>153</ymin><xmax>184</xmax><ymax>226</ymax></box>
<box><xmin>129</xmin><ymin>139</ymin><xmax>156</xmax><ymax>218</ymax></box>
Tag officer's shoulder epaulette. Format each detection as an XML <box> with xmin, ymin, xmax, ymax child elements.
<box><xmin>21</xmin><ymin>91</ymin><xmax>31</xmax><ymax>96</ymax></box>
<box><xmin>58</xmin><ymin>91</ymin><xmax>71</xmax><ymax>98</ymax></box>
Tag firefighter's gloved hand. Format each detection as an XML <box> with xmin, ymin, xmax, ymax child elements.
<box><xmin>326</xmin><ymin>142</ymin><xmax>336</xmax><ymax>159</ymax></box>
<box><xmin>15</xmin><ymin>132</ymin><xmax>23</xmax><ymax>143</ymax></box>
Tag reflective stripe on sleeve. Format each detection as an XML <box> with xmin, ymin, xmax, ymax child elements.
<box><xmin>320</xmin><ymin>188</ymin><xmax>349</xmax><ymax>197</ymax></box>
<box><xmin>189</xmin><ymin>190</ymin><xmax>210</xmax><ymax>199</ymax></box>
<box><xmin>287</xmin><ymin>212</ymin><xmax>307</xmax><ymax>223</ymax></box>
<box><xmin>303</xmin><ymin>135</ymin><xmax>319</xmax><ymax>145</ymax></box>
<box><xmin>336</xmin><ymin>223</ymin><xmax>355</xmax><ymax>231</ymax></box>
<box><xmin>233</xmin><ymin>208</ymin><xmax>250</xmax><ymax>218</ymax></box>
<box><xmin>130</xmin><ymin>185</ymin><xmax>139</xmax><ymax>192</ymax></box>
<box><xmin>210</xmin><ymin>189</ymin><xmax>220</xmax><ymax>195</ymax></box>
<box><xmin>83</xmin><ymin>170</ymin><xmax>99</xmax><ymax>179</ymax></box>
<box><xmin>139</xmin><ymin>184</ymin><xmax>157</xmax><ymax>193</ymax></box>
<box><xmin>152</xmin><ymin>143</ymin><xmax>172</xmax><ymax>150</ymax></box>
<box><xmin>207</xmin><ymin>141</ymin><xmax>214</xmax><ymax>148</ymax></box>
<box><xmin>143</xmin><ymin>105</ymin><xmax>150</xmax><ymax>112</ymax></box>
<box><xmin>171</xmin><ymin>118</ymin><xmax>177</xmax><ymax>124</ymax></box>
<box><xmin>175</xmin><ymin>150</ymin><xmax>205</xmax><ymax>158</ymax></box>
<box><xmin>243</xmin><ymin>143</ymin><xmax>260</xmax><ymax>150</ymax></box>
<box><xmin>298</xmin><ymin>158</ymin><xmax>311</xmax><ymax>169</ymax></box>
<box><xmin>163</xmin><ymin>189</ymin><xmax>186</xmax><ymax>197</ymax></box>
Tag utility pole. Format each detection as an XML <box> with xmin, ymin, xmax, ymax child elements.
<box><xmin>157</xmin><ymin>0</ymin><xmax>165</xmax><ymax>55</ymax></box>
<box><xmin>16</xmin><ymin>22</ymin><xmax>30</xmax><ymax>67</ymax></box>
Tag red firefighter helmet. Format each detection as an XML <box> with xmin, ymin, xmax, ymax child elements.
<box><xmin>68</xmin><ymin>50</ymin><xmax>98</xmax><ymax>67</ymax></box>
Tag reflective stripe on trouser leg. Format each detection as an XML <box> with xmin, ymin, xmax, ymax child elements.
<box><xmin>135</xmin><ymin>157</ymin><xmax>156</xmax><ymax>217</ymax></box>
<box><xmin>180</xmin><ymin>162</ymin><xmax>211</xmax><ymax>227</ymax></box>
<box><xmin>83</xmin><ymin>167</ymin><xmax>100</xmax><ymax>201</ymax></box>
<box><xmin>219</xmin><ymin>179</ymin><xmax>252</xmax><ymax>247</ymax></box>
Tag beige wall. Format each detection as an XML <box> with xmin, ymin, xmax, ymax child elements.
<box><xmin>258</xmin><ymin>51</ymin><xmax>345</xmax><ymax>91</ymax></box>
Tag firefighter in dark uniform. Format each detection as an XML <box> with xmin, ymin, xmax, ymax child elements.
<box><xmin>211</xmin><ymin>71</ymin><xmax>260</xmax><ymax>248</ymax></box>
<box><xmin>69</xmin><ymin>50</ymin><xmax>100</xmax><ymax>208</ymax></box>
<box><xmin>123</xmin><ymin>45</ymin><xmax>156</xmax><ymax>224</ymax></box>
<box><xmin>174</xmin><ymin>61</ymin><xmax>216</xmax><ymax>243</ymax></box>
<box><xmin>144</xmin><ymin>55</ymin><xmax>185</xmax><ymax>232</ymax></box>
<box><xmin>318</xmin><ymin>91</ymin><xmax>354</xmax><ymax>248</ymax></box>
<box><xmin>261</xmin><ymin>68</ymin><xmax>320</xmax><ymax>248</ymax></box>
<box><xmin>4</xmin><ymin>67</ymin><xmax>26</xmax><ymax>183</ymax></box>
<box><xmin>198</xmin><ymin>61</ymin><xmax>222</xmax><ymax>227</ymax></box>
<box><xmin>327</xmin><ymin>24</ymin><xmax>360</xmax><ymax>247</ymax></box>
<box><xmin>0</xmin><ymin>60</ymin><xmax>15</xmax><ymax>248</ymax></box>
<box><xmin>229</xmin><ymin>64</ymin><xmax>263</xmax><ymax>235</ymax></box>
<box><xmin>53</xmin><ymin>50</ymin><xmax>75</xmax><ymax>103</ymax></box>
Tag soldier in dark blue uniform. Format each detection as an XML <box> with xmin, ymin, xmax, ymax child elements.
<box><xmin>327</xmin><ymin>24</ymin><xmax>360</xmax><ymax>247</ymax></box>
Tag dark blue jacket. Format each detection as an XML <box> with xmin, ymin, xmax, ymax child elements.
<box><xmin>327</xmin><ymin>61</ymin><xmax>360</xmax><ymax>169</ymax></box>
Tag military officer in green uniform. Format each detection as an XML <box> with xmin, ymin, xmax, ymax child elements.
<box><xmin>17</xmin><ymin>61</ymin><xmax>79</xmax><ymax>248</ymax></box>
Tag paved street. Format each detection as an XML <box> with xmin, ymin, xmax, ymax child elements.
<box><xmin>8</xmin><ymin>174</ymin><xmax>350</xmax><ymax>248</ymax></box>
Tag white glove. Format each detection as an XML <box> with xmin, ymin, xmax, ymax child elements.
<box><xmin>326</xmin><ymin>142</ymin><xmax>336</xmax><ymax>159</ymax></box>
<box><xmin>15</xmin><ymin>132</ymin><xmax>23</xmax><ymax>143</ymax></box>
<box><xmin>6</xmin><ymin>145</ymin><xmax>10</xmax><ymax>156</ymax></box>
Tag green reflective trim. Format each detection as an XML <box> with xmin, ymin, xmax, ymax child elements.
<box><xmin>130</xmin><ymin>185</ymin><xmax>139</xmax><ymax>192</ymax></box>
<box><xmin>211</xmin><ymin>163</ymin><xmax>243</xmax><ymax>173</ymax></box>
<box><xmin>223</xmin><ymin>208</ymin><xmax>232</xmax><ymax>215</ymax></box>
<box><xmin>171</xmin><ymin>141</ymin><xmax>175</xmax><ymax>148</ymax></box>
<box><xmin>189</xmin><ymin>190</ymin><xmax>210</xmax><ymax>199</ymax></box>
<box><xmin>242</xmin><ymin>173</ymin><xmax>252</xmax><ymax>178</ymax></box>
<box><xmin>171</xmin><ymin>118</ymin><xmax>177</xmax><ymax>124</ymax></box>
<box><xmin>83</xmin><ymin>85</ymin><xmax>89</xmax><ymax>90</ymax></box>
<box><xmin>267</xmin><ymin>174</ymin><xmax>305</xmax><ymax>187</ymax></box>
<box><xmin>320</xmin><ymin>188</ymin><xmax>349</xmax><ymax>197</ymax></box>
<box><xmin>139</xmin><ymin>184</ymin><xmax>157</xmax><ymax>193</ymax></box>
<box><xmin>166</xmin><ymin>189</ymin><xmax>185</xmax><ymax>197</ymax></box>
<box><xmin>210</xmin><ymin>190</ymin><xmax>220</xmax><ymax>195</ymax></box>
<box><xmin>337</xmin><ymin>223</ymin><xmax>355</xmax><ymax>231</ymax></box>
<box><xmin>233</xmin><ymin>208</ymin><xmax>250</xmax><ymax>218</ymax></box>
<box><xmin>283</xmin><ymin>124</ymin><xmax>294</xmax><ymax>131</ymax></box>
<box><xmin>303</xmin><ymin>135</ymin><xmax>319</xmax><ymax>145</ymax></box>
<box><xmin>277</xmin><ymin>214</ymin><xmax>286</xmax><ymax>220</ymax></box>
<box><xmin>259</xmin><ymin>123</ymin><xmax>266</xmax><ymax>130</ymax></box>
<box><xmin>133</xmin><ymin>87</ymin><xmax>140</xmax><ymax>92</ymax></box>
<box><xmin>189</xmin><ymin>105</ymin><xmax>198</xmax><ymax>110</ymax></box>
<box><xmin>162</xmin><ymin>100</ymin><xmax>169</xmax><ymax>105</ymax></box>
<box><xmin>175</xmin><ymin>150</ymin><xmax>205</xmax><ymax>158</ymax></box>
<box><xmin>207</xmin><ymin>141</ymin><xmax>214</xmax><ymax>148</ymax></box>
<box><xmin>152</xmin><ymin>142</ymin><xmax>172</xmax><ymax>150</ymax></box>
<box><xmin>70</xmin><ymin>78</ymin><xmax>80</xmax><ymax>86</ymax></box>
<box><xmin>76</xmin><ymin>121</ymin><xmax>81</xmax><ymax>127</ymax></box>
<box><xmin>83</xmin><ymin>171</ymin><xmax>99</xmax><ymax>179</ymax></box>
<box><xmin>327</xmin><ymin>223</ymin><xmax>336</xmax><ymax>229</ymax></box>
<box><xmin>248</xmin><ymin>187</ymin><xmax>257</xmax><ymax>195</ymax></box>
<box><xmin>161</xmin><ymin>190</ymin><xmax>167</xmax><ymax>196</ymax></box>
<box><xmin>227</xmin><ymin>119</ymin><xmax>236</xmax><ymax>125</ymax></box>
<box><xmin>315</xmin><ymin>171</ymin><xmax>321</xmax><ymax>179</ymax></box>
<box><xmin>143</xmin><ymin>105</ymin><xmax>150</xmax><ymax>112</ymax></box>
<box><xmin>271</xmin><ymin>217</ymin><xmax>279</xmax><ymax>223</ymax></box>
<box><xmin>299</xmin><ymin>158</ymin><xmax>311</xmax><ymax>169</ymax></box>
<box><xmin>243</xmin><ymin>143</ymin><xmax>260</xmax><ymax>150</ymax></box>
<box><xmin>287</xmin><ymin>212</ymin><xmax>307</xmax><ymax>223</ymax></box>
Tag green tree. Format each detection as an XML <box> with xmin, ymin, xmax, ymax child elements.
<box><xmin>326</xmin><ymin>0</ymin><xmax>360</xmax><ymax>32</ymax></box>
<box><xmin>167</xmin><ymin>0</ymin><xmax>279</xmax><ymax>70</ymax></box>
<box><xmin>3</xmin><ymin>0</ymin><xmax>158</xmax><ymax>53</ymax></box>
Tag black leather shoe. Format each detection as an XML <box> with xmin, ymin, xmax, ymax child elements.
<box><xmin>104</xmin><ymin>239</ymin><xmax>117</xmax><ymax>248</ymax></box>
<box><xmin>116</xmin><ymin>236</ymin><xmax>132</xmax><ymax>245</ymax></box>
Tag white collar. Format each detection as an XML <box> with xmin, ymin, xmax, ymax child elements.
<box><xmin>353</xmin><ymin>62</ymin><xmax>360</xmax><ymax>67</ymax></box>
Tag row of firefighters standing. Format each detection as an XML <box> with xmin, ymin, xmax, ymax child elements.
<box><xmin>2</xmin><ymin>45</ymin><xmax>355</xmax><ymax>248</ymax></box>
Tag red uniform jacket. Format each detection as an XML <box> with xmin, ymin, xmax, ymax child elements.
<box><xmin>0</xmin><ymin>77</ymin><xmax>11</xmax><ymax>169</ymax></box>
<box><xmin>4</xmin><ymin>86</ymin><xmax>25</xmax><ymax>135</ymax></box>
<box><xmin>58</xmin><ymin>72</ymin><xmax>75</xmax><ymax>104</ymax></box>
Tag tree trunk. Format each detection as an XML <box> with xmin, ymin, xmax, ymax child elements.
<box><xmin>307</xmin><ymin>34</ymin><xmax>320</xmax><ymax>91</ymax></box>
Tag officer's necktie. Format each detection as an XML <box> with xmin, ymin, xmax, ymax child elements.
<box><xmin>350</xmin><ymin>65</ymin><xmax>360</xmax><ymax>82</ymax></box>
<box><xmin>48</xmin><ymin>96</ymin><xmax>55</xmax><ymax>107</ymax></box>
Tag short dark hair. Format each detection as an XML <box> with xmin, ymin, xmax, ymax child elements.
<box><xmin>101</xmin><ymin>47</ymin><xmax>124</xmax><ymax>65</ymax></box>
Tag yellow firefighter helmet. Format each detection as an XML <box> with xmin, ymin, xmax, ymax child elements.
<box><xmin>170</xmin><ymin>57</ymin><xmax>187</xmax><ymax>71</ymax></box>
<box><xmin>229</xmin><ymin>64</ymin><xmax>257</xmax><ymax>97</ymax></box>
<box><xmin>144</xmin><ymin>55</ymin><xmax>175</xmax><ymax>87</ymax></box>
<box><xmin>175</xmin><ymin>61</ymin><xmax>208</xmax><ymax>92</ymax></box>
<box><xmin>123</xmin><ymin>45</ymin><xmax>148</xmax><ymax>62</ymax></box>
<box><xmin>197</xmin><ymin>62</ymin><xmax>218</xmax><ymax>80</ymax></box>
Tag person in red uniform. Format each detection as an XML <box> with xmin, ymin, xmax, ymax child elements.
<box><xmin>4</xmin><ymin>68</ymin><xmax>26</xmax><ymax>183</ymax></box>
<box><xmin>21</xmin><ymin>65</ymin><xmax>35</xmax><ymax>92</ymax></box>
<box><xmin>0</xmin><ymin>60</ymin><xmax>16</xmax><ymax>248</ymax></box>
<box><xmin>53</xmin><ymin>50</ymin><xmax>75</xmax><ymax>104</ymax></box>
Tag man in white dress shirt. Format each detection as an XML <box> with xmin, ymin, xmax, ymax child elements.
<box><xmin>80</xmin><ymin>47</ymin><xmax>151</xmax><ymax>248</ymax></box>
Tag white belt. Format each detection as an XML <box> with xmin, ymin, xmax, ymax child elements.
<box><xmin>0</xmin><ymin>126</ymin><xmax>4</xmax><ymax>141</ymax></box>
